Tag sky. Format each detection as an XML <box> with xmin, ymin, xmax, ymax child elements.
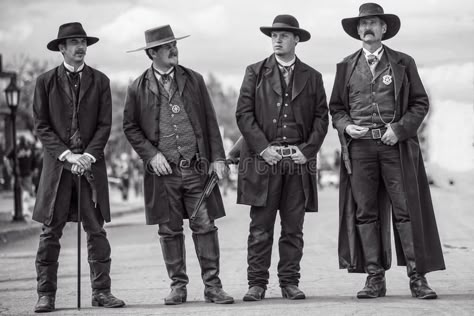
<box><xmin>0</xmin><ymin>0</ymin><xmax>473</xmax><ymax>170</ymax></box>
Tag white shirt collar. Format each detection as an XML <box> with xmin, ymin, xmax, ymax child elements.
<box><xmin>153</xmin><ymin>66</ymin><xmax>175</xmax><ymax>80</ymax></box>
<box><xmin>362</xmin><ymin>45</ymin><xmax>384</xmax><ymax>60</ymax></box>
<box><xmin>275</xmin><ymin>55</ymin><xmax>296</xmax><ymax>67</ymax></box>
<box><xmin>63</xmin><ymin>61</ymin><xmax>84</xmax><ymax>73</ymax></box>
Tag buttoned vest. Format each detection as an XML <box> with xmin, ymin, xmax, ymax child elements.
<box><xmin>66</xmin><ymin>68</ymin><xmax>84</xmax><ymax>153</ymax></box>
<box><xmin>157</xmin><ymin>77</ymin><xmax>197</xmax><ymax>164</ymax></box>
<box><xmin>348</xmin><ymin>53</ymin><xmax>398</xmax><ymax>129</ymax></box>
<box><xmin>274</xmin><ymin>68</ymin><xmax>301</xmax><ymax>145</ymax></box>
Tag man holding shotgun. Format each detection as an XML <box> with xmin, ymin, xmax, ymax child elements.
<box><xmin>32</xmin><ymin>22</ymin><xmax>125</xmax><ymax>313</ymax></box>
<box><xmin>123</xmin><ymin>25</ymin><xmax>233</xmax><ymax>305</ymax></box>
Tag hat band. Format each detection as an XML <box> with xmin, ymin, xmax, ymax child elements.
<box><xmin>271</xmin><ymin>22</ymin><xmax>298</xmax><ymax>29</ymax></box>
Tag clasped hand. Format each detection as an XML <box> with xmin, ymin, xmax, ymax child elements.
<box><xmin>65</xmin><ymin>153</ymin><xmax>93</xmax><ymax>176</ymax></box>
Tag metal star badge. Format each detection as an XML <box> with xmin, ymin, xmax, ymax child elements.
<box><xmin>382</xmin><ymin>75</ymin><xmax>392</xmax><ymax>85</ymax></box>
<box><xmin>170</xmin><ymin>104</ymin><xmax>181</xmax><ymax>114</ymax></box>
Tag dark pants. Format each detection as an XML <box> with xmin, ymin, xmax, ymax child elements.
<box><xmin>349</xmin><ymin>139</ymin><xmax>410</xmax><ymax>224</ymax></box>
<box><xmin>158</xmin><ymin>165</ymin><xmax>216</xmax><ymax>237</ymax></box>
<box><xmin>157</xmin><ymin>165</ymin><xmax>222</xmax><ymax>289</ymax></box>
<box><xmin>350</xmin><ymin>139</ymin><xmax>413</xmax><ymax>276</ymax></box>
<box><xmin>247</xmin><ymin>159</ymin><xmax>305</xmax><ymax>289</ymax></box>
<box><xmin>35</xmin><ymin>171</ymin><xmax>111</xmax><ymax>294</ymax></box>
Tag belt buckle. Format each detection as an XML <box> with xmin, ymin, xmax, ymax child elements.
<box><xmin>280</xmin><ymin>146</ymin><xmax>295</xmax><ymax>157</ymax></box>
<box><xmin>371</xmin><ymin>129</ymin><xmax>382</xmax><ymax>139</ymax></box>
<box><xmin>179</xmin><ymin>159</ymin><xmax>191</xmax><ymax>168</ymax></box>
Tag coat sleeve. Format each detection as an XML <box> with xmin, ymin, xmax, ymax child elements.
<box><xmin>33</xmin><ymin>75</ymin><xmax>70</xmax><ymax>160</ymax></box>
<box><xmin>198</xmin><ymin>74</ymin><xmax>226</xmax><ymax>162</ymax></box>
<box><xmin>84</xmin><ymin>75</ymin><xmax>111</xmax><ymax>161</ymax></box>
<box><xmin>235</xmin><ymin>65</ymin><xmax>269</xmax><ymax>154</ymax></box>
<box><xmin>390</xmin><ymin>57</ymin><xmax>429</xmax><ymax>141</ymax></box>
<box><xmin>122</xmin><ymin>83</ymin><xmax>159</xmax><ymax>163</ymax></box>
<box><xmin>298</xmin><ymin>72</ymin><xmax>329</xmax><ymax>158</ymax></box>
<box><xmin>329</xmin><ymin>65</ymin><xmax>353</xmax><ymax>135</ymax></box>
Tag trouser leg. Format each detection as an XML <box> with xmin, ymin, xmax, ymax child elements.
<box><xmin>71</xmin><ymin>175</ymin><xmax>112</xmax><ymax>291</ymax></box>
<box><xmin>158</xmin><ymin>167</ymin><xmax>190</xmax><ymax>291</ymax></box>
<box><xmin>277</xmin><ymin>170</ymin><xmax>305</xmax><ymax>287</ymax></box>
<box><xmin>35</xmin><ymin>221</ymin><xmax>66</xmax><ymax>295</ymax></box>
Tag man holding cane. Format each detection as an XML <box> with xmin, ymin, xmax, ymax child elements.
<box><xmin>32</xmin><ymin>22</ymin><xmax>125</xmax><ymax>312</ymax></box>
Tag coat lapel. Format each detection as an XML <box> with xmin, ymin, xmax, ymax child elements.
<box><xmin>175</xmin><ymin>67</ymin><xmax>202</xmax><ymax>136</ymax></box>
<box><xmin>264</xmin><ymin>55</ymin><xmax>282</xmax><ymax>97</ymax></box>
<box><xmin>78</xmin><ymin>65</ymin><xmax>93</xmax><ymax>105</ymax></box>
<box><xmin>384</xmin><ymin>45</ymin><xmax>405</xmax><ymax>102</ymax></box>
<box><xmin>145</xmin><ymin>66</ymin><xmax>160</xmax><ymax>98</ymax></box>
<box><xmin>175</xmin><ymin>66</ymin><xmax>187</xmax><ymax>97</ymax></box>
<box><xmin>57</xmin><ymin>65</ymin><xmax>73</xmax><ymax>102</ymax></box>
<box><xmin>291</xmin><ymin>58</ymin><xmax>309</xmax><ymax>101</ymax></box>
<box><xmin>344</xmin><ymin>49</ymin><xmax>362</xmax><ymax>89</ymax></box>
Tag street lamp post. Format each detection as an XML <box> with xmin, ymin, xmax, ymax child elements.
<box><xmin>4</xmin><ymin>77</ymin><xmax>24</xmax><ymax>221</ymax></box>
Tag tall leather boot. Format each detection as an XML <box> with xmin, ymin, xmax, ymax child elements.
<box><xmin>356</xmin><ymin>222</ymin><xmax>386</xmax><ymax>299</ymax></box>
<box><xmin>160</xmin><ymin>234</ymin><xmax>189</xmax><ymax>305</ymax></box>
<box><xmin>396</xmin><ymin>222</ymin><xmax>437</xmax><ymax>299</ymax></box>
<box><xmin>193</xmin><ymin>231</ymin><xmax>234</xmax><ymax>304</ymax></box>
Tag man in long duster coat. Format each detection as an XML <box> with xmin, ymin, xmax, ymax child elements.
<box><xmin>236</xmin><ymin>14</ymin><xmax>328</xmax><ymax>301</ymax></box>
<box><xmin>123</xmin><ymin>25</ymin><xmax>233</xmax><ymax>305</ymax></box>
<box><xmin>32</xmin><ymin>22</ymin><xmax>124</xmax><ymax>313</ymax></box>
<box><xmin>329</xmin><ymin>2</ymin><xmax>445</xmax><ymax>300</ymax></box>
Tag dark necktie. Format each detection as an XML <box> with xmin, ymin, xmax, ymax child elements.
<box><xmin>279</xmin><ymin>64</ymin><xmax>293</xmax><ymax>86</ymax></box>
<box><xmin>66</xmin><ymin>68</ymin><xmax>83</xmax><ymax>92</ymax></box>
<box><xmin>155</xmin><ymin>69</ymin><xmax>174</xmax><ymax>93</ymax></box>
<box><xmin>367</xmin><ymin>54</ymin><xmax>379</xmax><ymax>76</ymax></box>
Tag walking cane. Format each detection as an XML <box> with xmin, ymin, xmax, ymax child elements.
<box><xmin>77</xmin><ymin>173</ymin><xmax>81</xmax><ymax>310</ymax></box>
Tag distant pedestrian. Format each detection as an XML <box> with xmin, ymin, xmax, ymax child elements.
<box><xmin>7</xmin><ymin>136</ymin><xmax>35</xmax><ymax>198</ymax></box>
<box><xmin>329</xmin><ymin>3</ymin><xmax>445</xmax><ymax>300</ymax></box>
<box><xmin>32</xmin><ymin>22</ymin><xmax>125</xmax><ymax>312</ymax></box>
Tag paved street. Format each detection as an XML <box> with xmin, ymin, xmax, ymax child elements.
<box><xmin>0</xmin><ymin>181</ymin><xmax>473</xmax><ymax>315</ymax></box>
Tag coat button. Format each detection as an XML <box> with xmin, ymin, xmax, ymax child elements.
<box><xmin>277</xmin><ymin>102</ymin><xmax>281</xmax><ymax>107</ymax></box>
<box><xmin>273</xmin><ymin>119</ymin><xmax>277</xmax><ymax>123</ymax></box>
<box><xmin>283</xmin><ymin>136</ymin><xmax>287</xmax><ymax>140</ymax></box>
<box><xmin>283</xmin><ymin>125</ymin><xmax>287</xmax><ymax>128</ymax></box>
<box><xmin>285</xmin><ymin>103</ymin><xmax>288</xmax><ymax>107</ymax></box>
<box><xmin>284</xmin><ymin>114</ymin><xmax>287</xmax><ymax>118</ymax></box>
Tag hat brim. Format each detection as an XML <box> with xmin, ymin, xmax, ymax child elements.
<box><xmin>47</xmin><ymin>36</ymin><xmax>99</xmax><ymax>51</ymax></box>
<box><xmin>260</xmin><ymin>26</ymin><xmax>311</xmax><ymax>42</ymax></box>
<box><xmin>342</xmin><ymin>14</ymin><xmax>400</xmax><ymax>41</ymax></box>
<box><xmin>126</xmin><ymin>35</ymin><xmax>190</xmax><ymax>53</ymax></box>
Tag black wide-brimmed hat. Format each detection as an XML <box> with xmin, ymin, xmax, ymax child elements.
<box><xmin>127</xmin><ymin>25</ymin><xmax>189</xmax><ymax>53</ymax></box>
<box><xmin>260</xmin><ymin>14</ymin><xmax>311</xmax><ymax>42</ymax></box>
<box><xmin>342</xmin><ymin>3</ymin><xmax>401</xmax><ymax>40</ymax></box>
<box><xmin>47</xmin><ymin>22</ymin><xmax>99</xmax><ymax>51</ymax></box>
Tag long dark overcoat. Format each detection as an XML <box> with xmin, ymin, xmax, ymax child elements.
<box><xmin>329</xmin><ymin>45</ymin><xmax>446</xmax><ymax>274</ymax></box>
<box><xmin>32</xmin><ymin>65</ymin><xmax>112</xmax><ymax>225</ymax></box>
<box><xmin>123</xmin><ymin>65</ymin><xmax>226</xmax><ymax>225</ymax></box>
<box><xmin>236</xmin><ymin>54</ymin><xmax>329</xmax><ymax>211</ymax></box>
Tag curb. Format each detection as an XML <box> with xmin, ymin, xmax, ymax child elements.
<box><xmin>0</xmin><ymin>204</ymin><xmax>144</xmax><ymax>246</ymax></box>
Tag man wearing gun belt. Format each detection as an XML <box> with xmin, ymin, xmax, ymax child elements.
<box><xmin>236</xmin><ymin>15</ymin><xmax>328</xmax><ymax>301</ymax></box>
<box><xmin>329</xmin><ymin>3</ymin><xmax>445</xmax><ymax>299</ymax></box>
<box><xmin>31</xmin><ymin>22</ymin><xmax>125</xmax><ymax>312</ymax></box>
<box><xmin>123</xmin><ymin>25</ymin><xmax>233</xmax><ymax>305</ymax></box>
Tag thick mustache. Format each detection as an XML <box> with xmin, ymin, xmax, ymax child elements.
<box><xmin>75</xmin><ymin>50</ymin><xmax>85</xmax><ymax>54</ymax></box>
<box><xmin>364</xmin><ymin>31</ymin><xmax>375</xmax><ymax>36</ymax></box>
